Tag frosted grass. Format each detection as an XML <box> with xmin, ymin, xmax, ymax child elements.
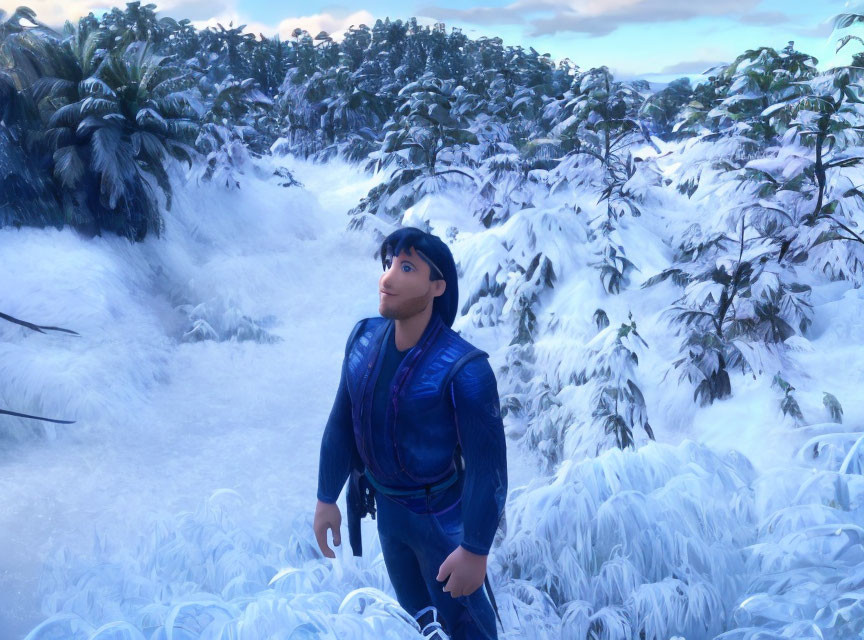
<box><xmin>26</xmin><ymin>490</ymin><xmax>424</xmax><ymax>640</ymax></box>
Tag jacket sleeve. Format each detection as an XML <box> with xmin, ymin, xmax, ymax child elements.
<box><xmin>451</xmin><ymin>355</ymin><xmax>508</xmax><ymax>555</ymax></box>
<box><xmin>316</xmin><ymin>320</ymin><xmax>363</xmax><ymax>504</ymax></box>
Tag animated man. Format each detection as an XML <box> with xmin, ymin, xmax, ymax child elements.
<box><xmin>313</xmin><ymin>226</ymin><xmax>508</xmax><ymax>640</ymax></box>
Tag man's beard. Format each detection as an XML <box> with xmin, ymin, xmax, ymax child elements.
<box><xmin>379</xmin><ymin>292</ymin><xmax>432</xmax><ymax>320</ymax></box>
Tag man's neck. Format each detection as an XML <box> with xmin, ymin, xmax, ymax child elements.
<box><xmin>394</xmin><ymin>307</ymin><xmax>433</xmax><ymax>351</ymax></box>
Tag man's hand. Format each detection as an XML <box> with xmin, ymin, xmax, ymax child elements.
<box><xmin>314</xmin><ymin>500</ymin><xmax>342</xmax><ymax>558</ymax></box>
<box><xmin>436</xmin><ymin>545</ymin><xmax>487</xmax><ymax>597</ymax></box>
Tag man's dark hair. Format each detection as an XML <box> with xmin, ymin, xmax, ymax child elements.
<box><xmin>379</xmin><ymin>227</ymin><xmax>459</xmax><ymax>328</ymax></box>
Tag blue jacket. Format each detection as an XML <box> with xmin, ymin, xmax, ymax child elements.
<box><xmin>317</xmin><ymin>311</ymin><xmax>508</xmax><ymax>556</ymax></box>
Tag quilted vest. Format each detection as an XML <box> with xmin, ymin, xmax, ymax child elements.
<box><xmin>343</xmin><ymin>311</ymin><xmax>488</xmax><ymax>487</ymax></box>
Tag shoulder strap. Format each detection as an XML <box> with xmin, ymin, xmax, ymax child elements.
<box><xmin>345</xmin><ymin>318</ymin><xmax>368</xmax><ymax>357</ymax></box>
<box><xmin>447</xmin><ymin>348</ymin><xmax>488</xmax><ymax>474</ymax></box>
<box><xmin>441</xmin><ymin>348</ymin><xmax>488</xmax><ymax>398</ymax></box>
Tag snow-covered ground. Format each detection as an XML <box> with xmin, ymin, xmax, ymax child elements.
<box><xmin>1</xmin><ymin>152</ymin><xmax>862</xmax><ymax>639</ymax></box>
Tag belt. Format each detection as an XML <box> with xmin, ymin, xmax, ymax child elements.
<box><xmin>364</xmin><ymin>467</ymin><xmax>459</xmax><ymax>497</ymax></box>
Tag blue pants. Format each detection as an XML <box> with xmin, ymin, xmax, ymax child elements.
<box><xmin>374</xmin><ymin>477</ymin><xmax>499</xmax><ymax>640</ymax></box>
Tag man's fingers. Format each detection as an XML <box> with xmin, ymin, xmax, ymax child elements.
<box><xmin>444</xmin><ymin>580</ymin><xmax>462</xmax><ymax>598</ymax></box>
<box><xmin>314</xmin><ymin>524</ymin><xmax>335</xmax><ymax>558</ymax></box>
<box><xmin>437</xmin><ymin>559</ymin><xmax>450</xmax><ymax>582</ymax></box>
<box><xmin>332</xmin><ymin>525</ymin><xmax>341</xmax><ymax>547</ymax></box>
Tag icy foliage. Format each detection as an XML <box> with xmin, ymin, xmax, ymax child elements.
<box><xmin>176</xmin><ymin>297</ymin><xmax>281</xmax><ymax>344</ymax></box>
<box><xmin>26</xmin><ymin>490</ymin><xmax>426</xmax><ymax>640</ymax></box>
<box><xmin>716</xmin><ymin>423</ymin><xmax>864</xmax><ymax>640</ymax></box>
<box><xmin>494</xmin><ymin>440</ymin><xmax>758</xmax><ymax>639</ymax></box>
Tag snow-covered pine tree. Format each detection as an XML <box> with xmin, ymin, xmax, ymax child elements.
<box><xmin>347</xmin><ymin>72</ymin><xmax>479</xmax><ymax>223</ymax></box>
<box><xmin>544</xmin><ymin>66</ymin><xmax>646</xmax><ymax>194</ymax></box>
<box><xmin>639</xmin><ymin>76</ymin><xmax>694</xmax><ymax>140</ymax></box>
<box><xmin>707</xmin><ymin>42</ymin><xmax>819</xmax><ymax>145</ymax></box>
<box><xmin>666</xmin><ymin>45</ymin><xmax>817</xmax><ymax>206</ymax></box>
<box><xmin>670</xmin><ymin>68</ymin><xmax>731</xmax><ymax>142</ymax></box>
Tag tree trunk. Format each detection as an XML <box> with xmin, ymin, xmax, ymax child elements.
<box><xmin>812</xmin><ymin>117</ymin><xmax>827</xmax><ymax>219</ymax></box>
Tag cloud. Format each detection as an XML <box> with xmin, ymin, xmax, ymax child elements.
<box><xmin>657</xmin><ymin>59</ymin><xmax>730</xmax><ymax>74</ymax></box>
<box><xmin>266</xmin><ymin>9</ymin><xmax>377</xmax><ymax>39</ymax></box>
<box><xmin>182</xmin><ymin>4</ymin><xmax>376</xmax><ymax>40</ymax></box>
<box><xmin>419</xmin><ymin>0</ymin><xmax>762</xmax><ymax>37</ymax></box>
<box><xmin>610</xmin><ymin>59</ymin><xmax>728</xmax><ymax>81</ymax></box>
<box><xmin>738</xmin><ymin>11</ymin><xmax>791</xmax><ymax>27</ymax></box>
<box><xmin>12</xmin><ymin>0</ymin><xmax>230</xmax><ymax>30</ymax></box>
<box><xmin>18</xmin><ymin>1</ymin><xmax>374</xmax><ymax>41</ymax></box>
<box><xmin>155</xmin><ymin>0</ymin><xmax>233</xmax><ymax>22</ymax></box>
<box><xmin>789</xmin><ymin>20</ymin><xmax>838</xmax><ymax>39</ymax></box>
<box><xmin>13</xmin><ymin>1</ymin><xmax>114</xmax><ymax>30</ymax></box>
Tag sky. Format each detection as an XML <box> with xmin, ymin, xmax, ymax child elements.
<box><xmin>4</xmin><ymin>0</ymin><xmax>862</xmax><ymax>83</ymax></box>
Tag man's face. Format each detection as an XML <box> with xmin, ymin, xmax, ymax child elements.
<box><xmin>378</xmin><ymin>247</ymin><xmax>446</xmax><ymax>320</ymax></box>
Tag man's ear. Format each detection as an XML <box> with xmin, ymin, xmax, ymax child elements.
<box><xmin>433</xmin><ymin>279</ymin><xmax>446</xmax><ymax>298</ymax></box>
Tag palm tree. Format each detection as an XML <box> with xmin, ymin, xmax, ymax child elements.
<box><xmin>0</xmin><ymin>7</ymin><xmax>63</xmax><ymax>226</ymax></box>
<box><xmin>28</xmin><ymin>34</ymin><xmax>201</xmax><ymax>240</ymax></box>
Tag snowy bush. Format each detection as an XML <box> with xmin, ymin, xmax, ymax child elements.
<box><xmin>494</xmin><ymin>440</ymin><xmax>759</xmax><ymax>640</ymax></box>
<box><xmin>176</xmin><ymin>298</ymin><xmax>281</xmax><ymax>344</ymax></box>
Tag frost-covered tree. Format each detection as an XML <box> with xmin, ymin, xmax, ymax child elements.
<box><xmin>198</xmin><ymin>20</ymin><xmax>257</xmax><ymax>83</ymax></box>
<box><xmin>348</xmin><ymin>72</ymin><xmax>479</xmax><ymax>222</ymax></box>
<box><xmin>514</xmin><ymin>304</ymin><xmax>654</xmax><ymax>465</ymax></box>
<box><xmin>545</xmin><ymin>65</ymin><xmax>647</xmax><ymax>191</ymax></box>
<box><xmin>97</xmin><ymin>1</ymin><xmax>174</xmax><ymax>52</ymax></box>
<box><xmin>22</xmin><ymin>31</ymin><xmax>199</xmax><ymax>239</ymax></box>
<box><xmin>639</xmin><ymin>76</ymin><xmax>694</xmax><ymax>140</ymax></box>
<box><xmin>757</xmin><ymin>65</ymin><xmax>864</xmax><ymax>282</ymax></box>
<box><xmin>193</xmin><ymin>76</ymin><xmax>273</xmax><ymax>188</ymax></box>
<box><xmin>574</xmin><ymin>313</ymin><xmax>654</xmax><ymax>451</ymax></box>
<box><xmin>543</xmin><ymin>67</ymin><xmax>652</xmax><ymax>294</ymax></box>
<box><xmin>0</xmin><ymin>8</ymin><xmax>60</xmax><ymax>226</ymax></box>
<box><xmin>645</xmin><ymin>217</ymin><xmax>812</xmax><ymax>406</ymax></box>
<box><xmin>670</xmin><ymin>69</ymin><xmax>731</xmax><ymax>140</ymax></box>
<box><xmin>707</xmin><ymin>42</ymin><xmax>819</xmax><ymax>144</ymax></box>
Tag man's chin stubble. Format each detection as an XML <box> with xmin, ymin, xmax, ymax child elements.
<box><xmin>380</xmin><ymin>296</ymin><xmax>431</xmax><ymax>320</ymax></box>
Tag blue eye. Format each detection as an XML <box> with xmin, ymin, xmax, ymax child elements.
<box><xmin>383</xmin><ymin>258</ymin><xmax>413</xmax><ymax>272</ymax></box>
